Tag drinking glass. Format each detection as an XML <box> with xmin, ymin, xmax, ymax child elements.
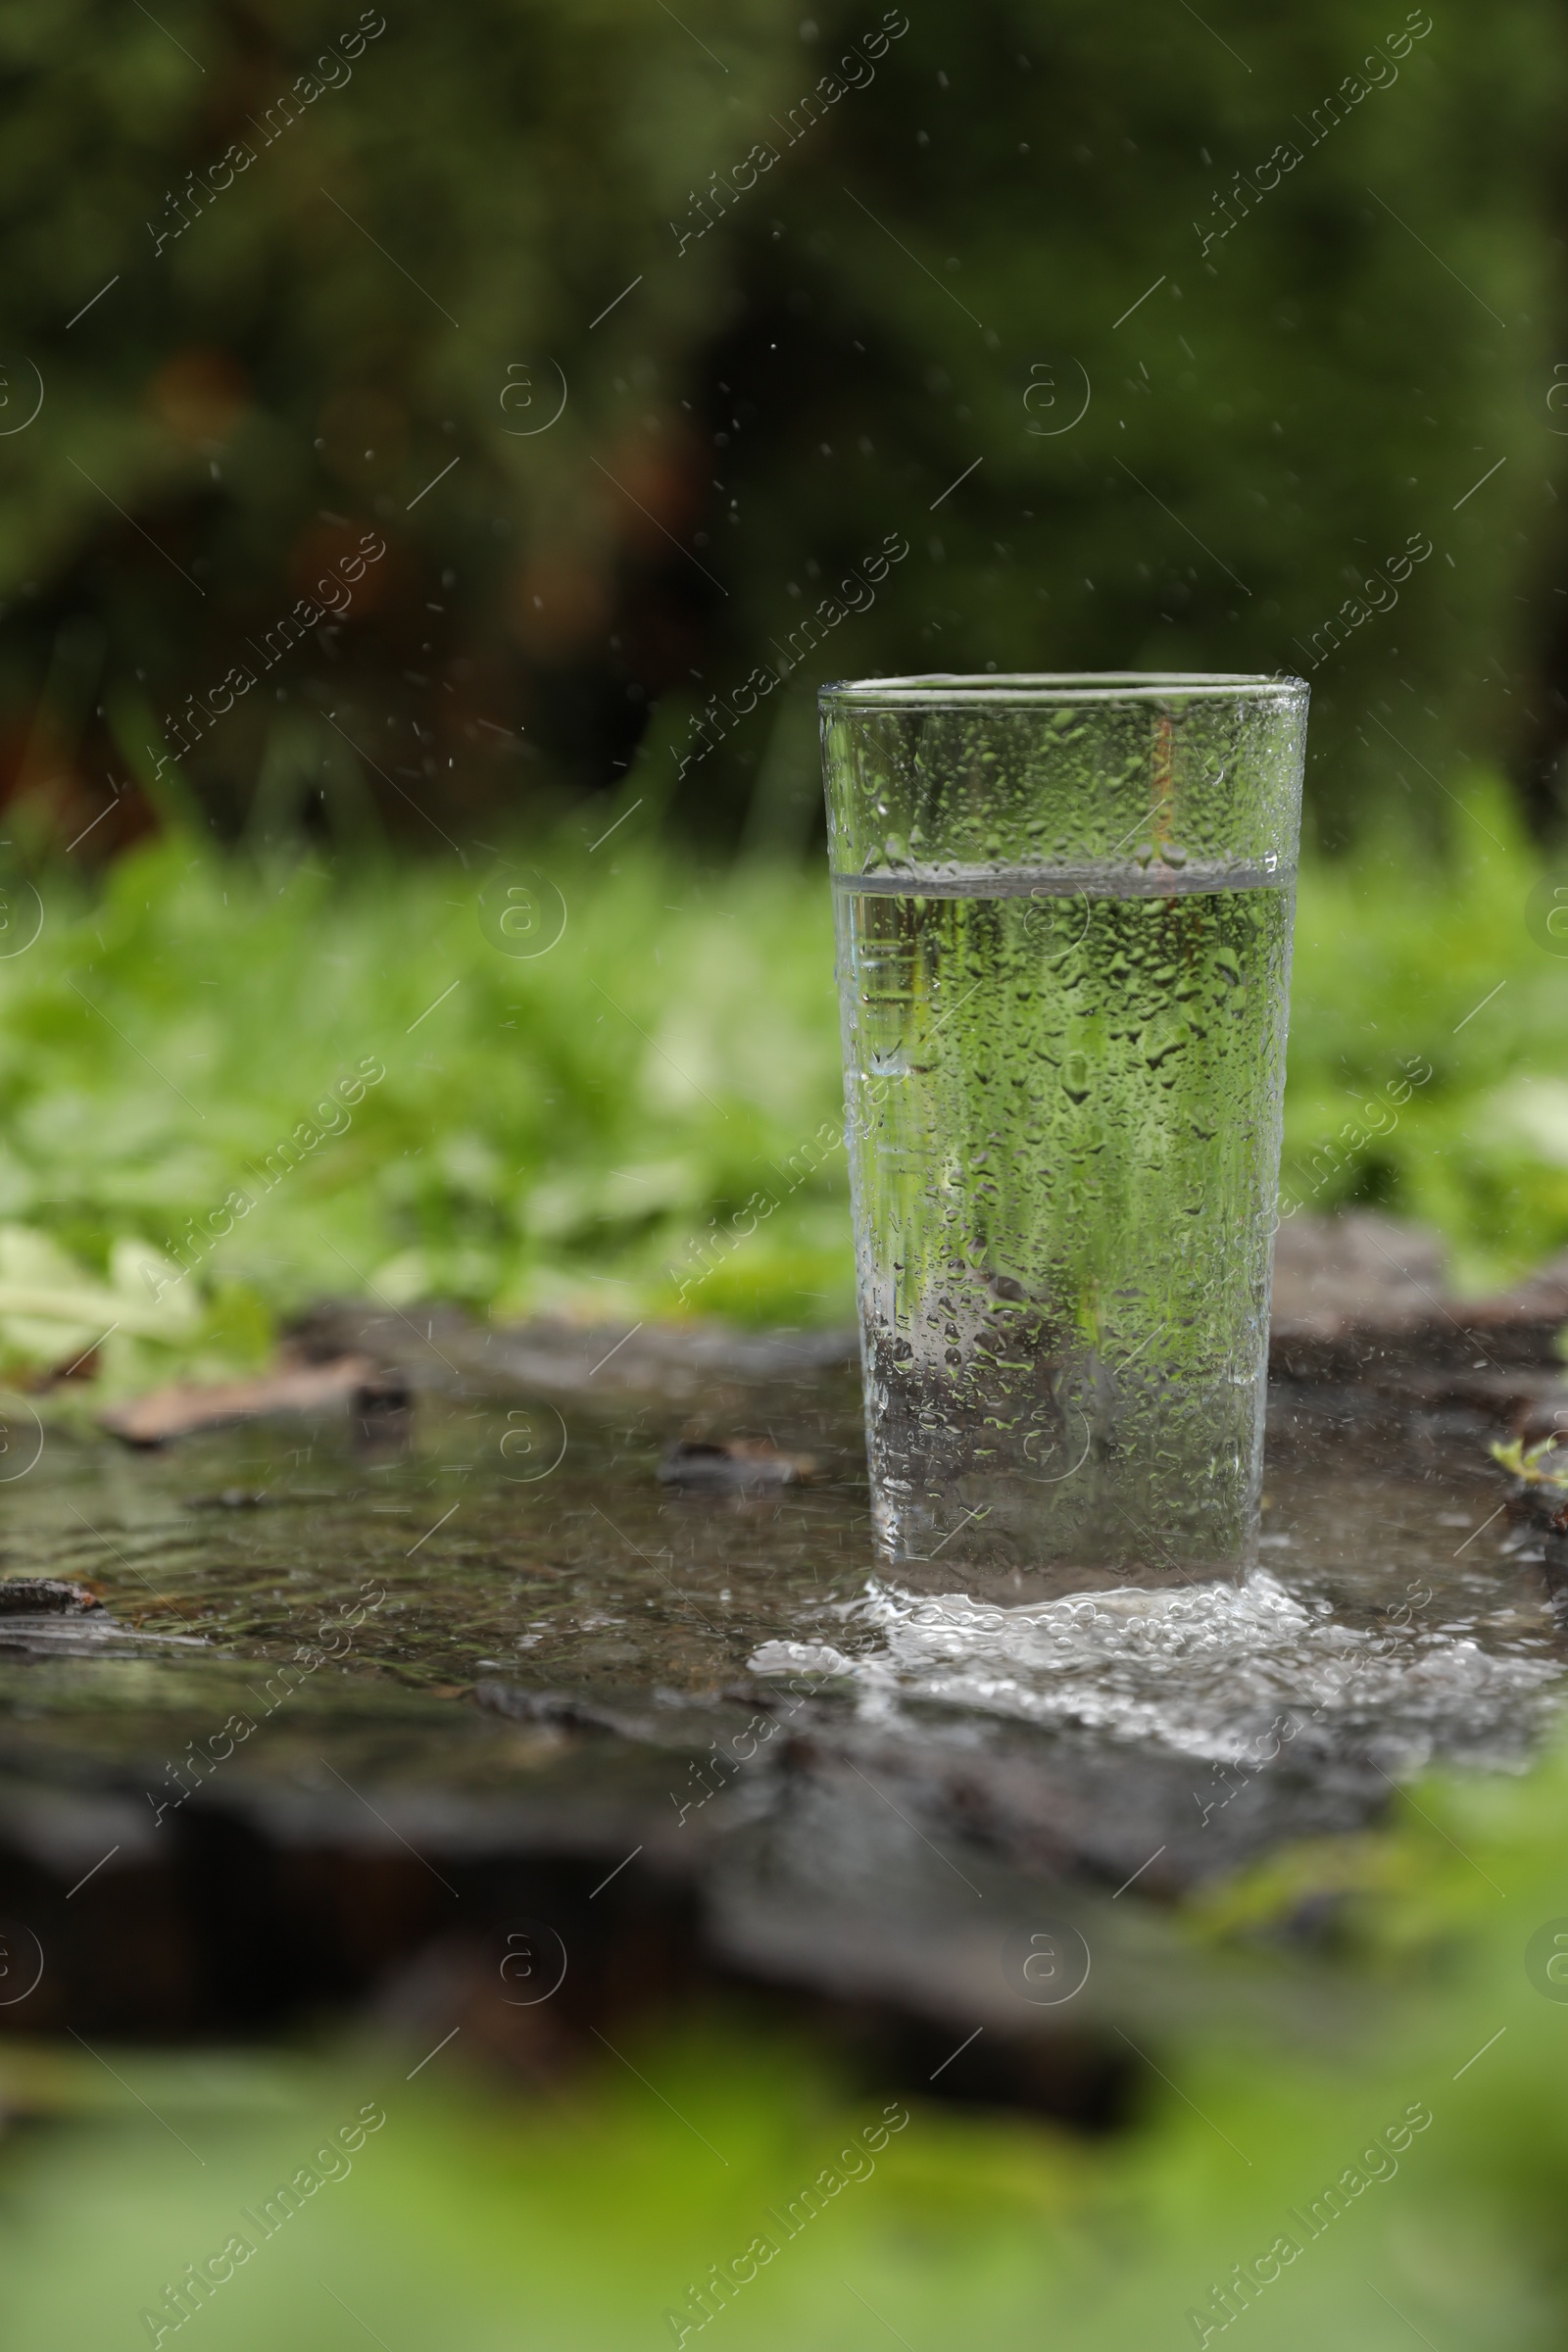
<box><xmin>819</xmin><ymin>673</ymin><xmax>1308</xmax><ymax>1584</ymax></box>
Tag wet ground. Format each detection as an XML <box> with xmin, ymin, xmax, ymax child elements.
<box><xmin>0</xmin><ymin>1322</ymin><xmax>1562</xmax><ymax>2058</ymax></box>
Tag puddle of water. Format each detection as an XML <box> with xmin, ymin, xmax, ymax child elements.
<box><xmin>0</xmin><ymin>1373</ymin><xmax>1559</xmax><ymax>1794</ymax></box>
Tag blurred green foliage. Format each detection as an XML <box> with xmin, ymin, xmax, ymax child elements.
<box><xmin>0</xmin><ymin>793</ymin><xmax>1558</xmax><ymax>1398</ymax></box>
<box><xmin>1281</xmin><ymin>776</ymin><xmax>1568</xmax><ymax>1287</ymax></box>
<box><xmin>7</xmin><ymin>1710</ymin><xmax>1568</xmax><ymax>2346</ymax></box>
<box><xmin>0</xmin><ymin>0</ymin><xmax>1563</xmax><ymax>859</ymax></box>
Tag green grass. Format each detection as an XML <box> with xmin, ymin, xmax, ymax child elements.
<box><xmin>1281</xmin><ymin>780</ymin><xmax>1568</xmax><ymax>1291</ymax></box>
<box><xmin>0</xmin><ymin>774</ymin><xmax>1560</xmax><ymax>1396</ymax></box>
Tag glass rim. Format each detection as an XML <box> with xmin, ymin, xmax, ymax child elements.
<box><xmin>818</xmin><ymin>670</ymin><xmax>1307</xmax><ymax>709</ymax></box>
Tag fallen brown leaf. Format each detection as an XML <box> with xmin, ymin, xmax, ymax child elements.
<box><xmin>101</xmin><ymin>1354</ymin><xmax>383</xmax><ymax>1446</ymax></box>
<box><xmin>657</xmin><ymin>1437</ymin><xmax>814</xmax><ymax>1493</ymax></box>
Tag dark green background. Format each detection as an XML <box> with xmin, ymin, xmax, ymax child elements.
<box><xmin>0</xmin><ymin>0</ymin><xmax>1563</xmax><ymax>858</ymax></box>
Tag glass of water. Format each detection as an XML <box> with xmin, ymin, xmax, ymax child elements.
<box><xmin>819</xmin><ymin>673</ymin><xmax>1308</xmax><ymax>1585</ymax></box>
